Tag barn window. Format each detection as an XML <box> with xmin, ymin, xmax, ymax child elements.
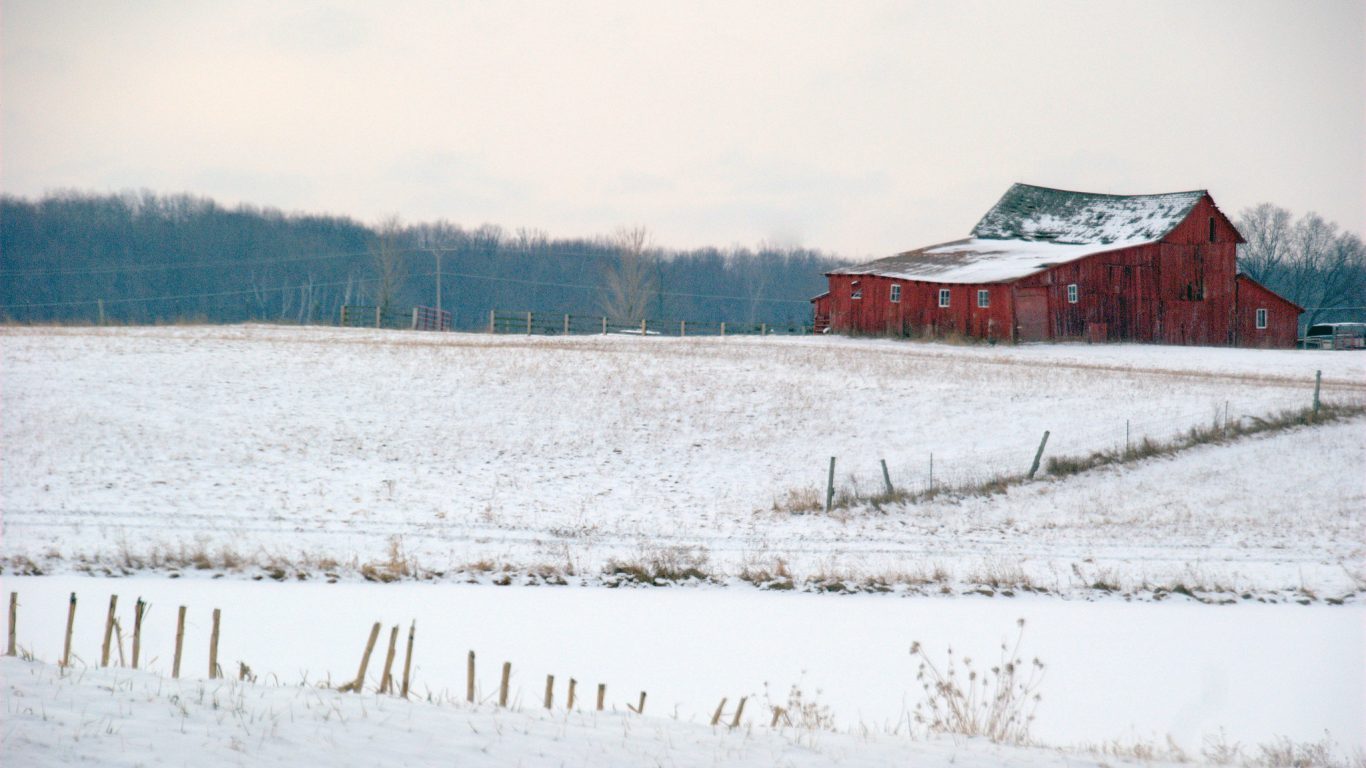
<box><xmin>851</xmin><ymin>281</ymin><xmax>862</xmax><ymax>300</ymax></box>
<box><xmin>977</xmin><ymin>289</ymin><xmax>990</xmax><ymax>308</ymax></box>
<box><xmin>1255</xmin><ymin>308</ymin><xmax>1268</xmax><ymax>329</ymax></box>
<box><xmin>1209</xmin><ymin>217</ymin><xmax>1217</xmax><ymax>243</ymax></box>
<box><xmin>890</xmin><ymin>284</ymin><xmax>901</xmax><ymax>303</ymax></box>
<box><xmin>1067</xmin><ymin>284</ymin><xmax>1078</xmax><ymax>304</ymax></box>
<box><xmin>938</xmin><ymin>288</ymin><xmax>951</xmax><ymax>307</ymax></box>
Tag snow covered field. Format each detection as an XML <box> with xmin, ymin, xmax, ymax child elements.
<box><xmin>3</xmin><ymin>325</ymin><xmax>1363</xmax><ymax>599</ymax></box>
<box><xmin>4</xmin><ymin>576</ymin><xmax>1363</xmax><ymax>759</ymax></box>
<box><xmin>3</xmin><ymin>324</ymin><xmax>1365</xmax><ymax>763</ymax></box>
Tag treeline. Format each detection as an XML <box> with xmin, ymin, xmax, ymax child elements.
<box><xmin>1236</xmin><ymin>204</ymin><xmax>1365</xmax><ymax>328</ymax></box>
<box><xmin>0</xmin><ymin>191</ymin><xmax>849</xmax><ymax>329</ymax></box>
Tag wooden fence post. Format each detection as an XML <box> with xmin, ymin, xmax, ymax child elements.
<box><xmin>567</xmin><ymin>678</ymin><xmax>577</xmax><ymax>710</ymax></box>
<box><xmin>526</xmin><ymin>311</ymin><xmax>533</xmax><ymax>335</ymax></box>
<box><xmin>60</xmin><ymin>593</ymin><xmax>79</xmax><ymax>668</ymax></box>
<box><xmin>172</xmin><ymin>605</ymin><xmax>186</xmax><ymax>678</ymax></box>
<box><xmin>760</xmin><ymin>323</ymin><xmax>766</xmax><ymax>335</ymax></box>
<box><xmin>563</xmin><ymin>314</ymin><xmax>570</xmax><ymax>335</ymax></box>
<box><xmin>640</xmin><ymin>319</ymin><xmax>647</xmax><ymax>336</ymax></box>
<box><xmin>499</xmin><ymin>662</ymin><xmax>511</xmax><ymax>707</ymax></box>
<box><xmin>1313</xmin><ymin>369</ymin><xmax>1322</xmax><ymax>420</ymax></box>
<box><xmin>770</xmin><ymin>706</ymin><xmax>785</xmax><ymax>727</ymax></box>
<box><xmin>374</xmin><ymin>306</ymin><xmax>382</xmax><ymax>328</ymax></box>
<box><xmin>489</xmin><ymin>309</ymin><xmax>496</xmax><ymax>333</ymax></box>
<box><xmin>880</xmin><ymin>459</ymin><xmax>893</xmax><ymax>496</ymax></box>
<box><xmin>132</xmin><ymin>598</ymin><xmax>145</xmax><ymax>669</ymax></box>
<box><xmin>6</xmin><ymin>592</ymin><xmax>15</xmax><ymax>656</ymax></box>
<box><xmin>710</xmin><ymin>697</ymin><xmax>727</xmax><ymax>726</ymax></box>
<box><xmin>730</xmin><ymin>696</ymin><xmax>747</xmax><ymax>728</ymax></box>
<box><xmin>208</xmin><ymin>608</ymin><xmax>221</xmax><ymax>679</ymax></box>
<box><xmin>1027</xmin><ymin>430</ymin><xmax>1051</xmax><ymax>479</ymax></box>
<box><xmin>596</xmin><ymin>683</ymin><xmax>605</xmax><ymax>711</ymax></box>
<box><xmin>100</xmin><ymin>595</ymin><xmax>118</xmax><ymax>667</ymax></box>
<box><xmin>825</xmin><ymin>456</ymin><xmax>836</xmax><ymax>513</ymax></box>
<box><xmin>680</xmin><ymin>320</ymin><xmax>686</xmax><ymax>337</ymax></box>
<box><xmin>630</xmin><ymin>691</ymin><xmax>646</xmax><ymax>714</ymax></box>
<box><xmin>400</xmin><ymin>621</ymin><xmax>415</xmax><ymax>698</ymax></box>
<box><xmin>720</xmin><ymin>321</ymin><xmax>726</xmax><ymax>337</ymax></box>
<box><xmin>380</xmin><ymin>625</ymin><xmax>399</xmax><ymax>693</ymax></box>
<box><xmin>544</xmin><ymin>675</ymin><xmax>554</xmax><ymax>709</ymax></box>
<box><xmin>467</xmin><ymin>651</ymin><xmax>476</xmax><ymax>703</ymax></box>
<box><xmin>602</xmin><ymin>316</ymin><xmax>607</xmax><ymax>335</ymax></box>
<box><xmin>339</xmin><ymin>622</ymin><xmax>381</xmax><ymax>693</ymax></box>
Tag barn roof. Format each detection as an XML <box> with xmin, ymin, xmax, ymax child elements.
<box><xmin>832</xmin><ymin>183</ymin><xmax>1211</xmax><ymax>284</ymax></box>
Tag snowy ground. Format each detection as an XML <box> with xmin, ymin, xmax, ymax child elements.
<box><xmin>1</xmin><ymin>656</ymin><xmax>1167</xmax><ymax>768</ymax></box>
<box><xmin>4</xmin><ymin>578</ymin><xmax>1363</xmax><ymax>760</ymax></box>
<box><xmin>3</xmin><ymin>325</ymin><xmax>1363</xmax><ymax>600</ymax></box>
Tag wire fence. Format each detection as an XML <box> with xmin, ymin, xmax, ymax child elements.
<box><xmin>486</xmin><ymin>310</ymin><xmax>816</xmax><ymax>337</ymax></box>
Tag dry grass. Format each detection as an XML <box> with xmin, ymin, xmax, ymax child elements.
<box><xmin>910</xmin><ymin>618</ymin><xmax>1044</xmax><ymax>745</ymax></box>
<box><xmin>604</xmin><ymin>545</ymin><xmax>713</xmax><ymax>586</ymax></box>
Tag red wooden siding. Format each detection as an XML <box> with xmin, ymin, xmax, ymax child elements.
<box><xmin>1234</xmin><ymin>274</ymin><xmax>1300</xmax><ymax>348</ymax></box>
<box><xmin>817</xmin><ymin>193</ymin><xmax>1300</xmax><ymax>348</ymax></box>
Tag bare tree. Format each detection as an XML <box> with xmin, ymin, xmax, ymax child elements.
<box><xmin>600</xmin><ymin>226</ymin><xmax>657</xmax><ymax>323</ymax></box>
<box><xmin>372</xmin><ymin>215</ymin><xmax>407</xmax><ymax>316</ymax></box>
<box><xmin>1237</xmin><ymin>205</ymin><xmax>1366</xmax><ymax>326</ymax></box>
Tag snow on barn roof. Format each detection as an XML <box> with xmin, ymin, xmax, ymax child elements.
<box><xmin>833</xmin><ymin>184</ymin><xmax>1209</xmax><ymax>284</ymax></box>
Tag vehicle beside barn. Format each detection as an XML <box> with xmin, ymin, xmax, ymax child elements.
<box><xmin>813</xmin><ymin>183</ymin><xmax>1302</xmax><ymax>347</ymax></box>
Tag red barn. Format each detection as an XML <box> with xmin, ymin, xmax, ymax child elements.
<box><xmin>812</xmin><ymin>184</ymin><xmax>1301</xmax><ymax>347</ymax></box>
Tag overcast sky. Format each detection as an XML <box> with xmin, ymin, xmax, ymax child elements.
<box><xmin>3</xmin><ymin>1</ymin><xmax>1362</xmax><ymax>258</ymax></box>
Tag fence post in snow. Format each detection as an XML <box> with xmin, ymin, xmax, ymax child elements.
<box><xmin>641</xmin><ymin>319</ymin><xmax>647</xmax><ymax>336</ymax></box>
<box><xmin>209</xmin><ymin>608</ymin><xmax>221</xmax><ymax>679</ymax></box>
<box><xmin>825</xmin><ymin>457</ymin><xmax>836</xmax><ymax>513</ymax></box>
<box><xmin>380</xmin><ymin>625</ymin><xmax>399</xmax><ymax>693</ymax></box>
<box><xmin>132</xmin><ymin>598</ymin><xmax>145</xmax><ymax>669</ymax></box>
<box><xmin>544</xmin><ymin>675</ymin><xmax>554</xmax><ymax>709</ymax></box>
<box><xmin>629</xmin><ymin>691</ymin><xmax>646</xmax><ymax>714</ymax></box>
<box><xmin>466</xmin><ymin>651</ymin><xmax>476</xmax><ymax>703</ymax></box>
<box><xmin>1028</xmin><ymin>430</ymin><xmax>1051</xmax><ymax>480</ymax></box>
<box><xmin>489</xmin><ymin>309</ymin><xmax>495</xmax><ymax>333</ymax></box>
<box><xmin>880</xmin><ymin>459</ymin><xmax>894</xmax><ymax>496</ymax></box>
<box><xmin>172</xmin><ymin>605</ymin><xmax>186</xmax><ymax>678</ymax></box>
<box><xmin>526</xmin><ymin>311</ymin><xmax>533</xmax><ymax>335</ymax></box>
<box><xmin>711</xmin><ymin>698</ymin><xmax>728</xmax><ymax>726</ymax></box>
<box><xmin>374</xmin><ymin>306</ymin><xmax>382</xmax><ymax>328</ymax></box>
<box><xmin>563</xmin><ymin>314</ymin><xmax>570</xmax><ymax>335</ymax></box>
<box><xmin>6</xmin><ymin>592</ymin><xmax>15</xmax><ymax>656</ymax></box>
<box><xmin>602</xmin><ymin>316</ymin><xmax>607</xmax><ymax>335</ymax></box>
<box><xmin>499</xmin><ymin>662</ymin><xmax>511</xmax><ymax>707</ymax></box>
<box><xmin>400</xmin><ymin>621</ymin><xmax>415</xmax><ymax>698</ymax></box>
<box><xmin>339</xmin><ymin>622</ymin><xmax>381</xmax><ymax>693</ymax></box>
<box><xmin>568</xmin><ymin>678</ymin><xmax>577</xmax><ymax>710</ymax></box>
<box><xmin>61</xmin><ymin>593</ymin><xmax>77</xmax><ymax>668</ymax></box>
<box><xmin>720</xmin><ymin>321</ymin><xmax>726</xmax><ymax>337</ymax></box>
<box><xmin>596</xmin><ymin>683</ymin><xmax>606</xmax><ymax>711</ymax></box>
<box><xmin>730</xmin><ymin>696</ymin><xmax>747</xmax><ymax>728</ymax></box>
<box><xmin>101</xmin><ymin>594</ymin><xmax>118</xmax><ymax>667</ymax></box>
<box><xmin>1313</xmin><ymin>370</ymin><xmax>1322</xmax><ymax>420</ymax></box>
<box><xmin>680</xmin><ymin>320</ymin><xmax>686</xmax><ymax>337</ymax></box>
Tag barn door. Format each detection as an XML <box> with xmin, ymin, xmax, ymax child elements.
<box><xmin>1015</xmin><ymin>288</ymin><xmax>1048</xmax><ymax>342</ymax></box>
<box><xmin>1107</xmin><ymin>265</ymin><xmax>1149</xmax><ymax>341</ymax></box>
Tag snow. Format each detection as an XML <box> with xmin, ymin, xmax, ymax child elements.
<box><xmin>830</xmin><ymin>184</ymin><xmax>1211</xmax><ymax>284</ymax></box>
<box><xmin>970</xmin><ymin>184</ymin><xmax>1207</xmax><ymax>246</ymax></box>
<box><xmin>3</xmin><ymin>325</ymin><xmax>1363</xmax><ymax>600</ymax></box>
<box><xmin>832</xmin><ymin>237</ymin><xmax>1145</xmax><ymax>284</ymax></box>
<box><xmin>3</xmin><ymin>577</ymin><xmax>1362</xmax><ymax>757</ymax></box>
<box><xmin>1</xmin><ymin>657</ymin><xmax>1157</xmax><ymax>768</ymax></box>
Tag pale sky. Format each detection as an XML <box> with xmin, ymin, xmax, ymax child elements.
<box><xmin>3</xmin><ymin>0</ymin><xmax>1362</xmax><ymax>258</ymax></box>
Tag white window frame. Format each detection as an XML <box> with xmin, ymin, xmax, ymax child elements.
<box><xmin>938</xmin><ymin>288</ymin><xmax>951</xmax><ymax>307</ymax></box>
<box><xmin>1255</xmin><ymin>308</ymin><xmax>1268</xmax><ymax>329</ymax></box>
<box><xmin>890</xmin><ymin>284</ymin><xmax>901</xmax><ymax>303</ymax></box>
<box><xmin>851</xmin><ymin>281</ymin><xmax>862</xmax><ymax>300</ymax></box>
<box><xmin>977</xmin><ymin>289</ymin><xmax>990</xmax><ymax>308</ymax></box>
<box><xmin>1067</xmin><ymin>283</ymin><xmax>1079</xmax><ymax>304</ymax></box>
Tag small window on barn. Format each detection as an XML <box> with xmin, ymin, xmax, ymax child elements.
<box><xmin>938</xmin><ymin>288</ymin><xmax>951</xmax><ymax>307</ymax></box>
<box><xmin>851</xmin><ymin>281</ymin><xmax>862</xmax><ymax>300</ymax></box>
<box><xmin>890</xmin><ymin>284</ymin><xmax>901</xmax><ymax>303</ymax></box>
<box><xmin>1209</xmin><ymin>217</ymin><xmax>1217</xmax><ymax>243</ymax></box>
<box><xmin>1067</xmin><ymin>284</ymin><xmax>1078</xmax><ymax>304</ymax></box>
<box><xmin>1255</xmin><ymin>308</ymin><xmax>1268</xmax><ymax>329</ymax></box>
<box><xmin>977</xmin><ymin>289</ymin><xmax>990</xmax><ymax>308</ymax></box>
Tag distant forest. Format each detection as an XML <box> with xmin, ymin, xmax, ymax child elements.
<box><xmin>0</xmin><ymin>191</ymin><xmax>849</xmax><ymax>329</ymax></box>
<box><xmin>4</xmin><ymin>191</ymin><xmax>1361</xmax><ymax>332</ymax></box>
